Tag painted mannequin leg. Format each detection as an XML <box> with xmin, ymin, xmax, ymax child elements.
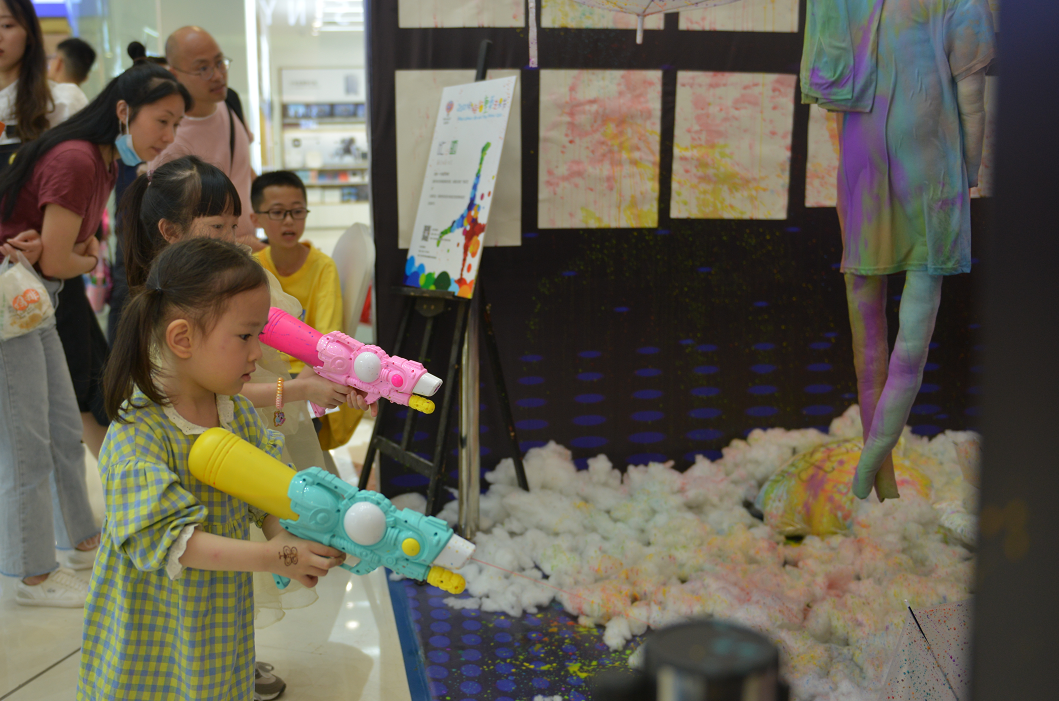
<box><xmin>852</xmin><ymin>272</ymin><xmax>943</xmax><ymax>499</ymax></box>
<box><xmin>844</xmin><ymin>274</ymin><xmax>899</xmax><ymax>499</ymax></box>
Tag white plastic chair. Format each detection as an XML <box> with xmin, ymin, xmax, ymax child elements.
<box><xmin>331</xmin><ymin>222</ymin><xmax>375</xmax><ymax>337</ymax></box>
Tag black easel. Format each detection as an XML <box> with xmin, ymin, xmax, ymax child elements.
<box><xmin>358</xmin><ymin>40</ymin><xmax>529</xmax><ymax>515</ymax></box>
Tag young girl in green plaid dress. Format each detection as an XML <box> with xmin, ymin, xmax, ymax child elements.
<box><xmin>77</xmin><ymin>238</ymin><xmax>347</xmax><ymax>700</ymax></box>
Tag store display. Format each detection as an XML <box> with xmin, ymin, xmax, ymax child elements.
<box><xmin>283</xmin><ymin>130</ymin><xmax>368</xmax><ymax>170</ymax></box>
<box><xmin>277</xmin><ymin>67</ymin><xmax>370</xmax><ymax>227</ymax></box>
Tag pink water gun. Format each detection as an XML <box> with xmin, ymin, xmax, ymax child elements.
<box><xmin>260</xmin><ymin>307</ymin><xmax>442</xmax><ymax>417</ymax></box>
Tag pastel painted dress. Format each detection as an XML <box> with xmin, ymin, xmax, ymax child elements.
<box><xmin>78</xmin><ymin>389</ymin><xmax>282</xmax><ymax>700</ymax></box>
<box><xmin>835</xmin><ymin>0</ymin><xmax>995</xmax><ymax>275</ymax></box>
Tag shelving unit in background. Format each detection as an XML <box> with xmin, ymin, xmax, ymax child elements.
<box><xmin>277</xmin><ymin>68</ymin><xmax>372</xmax><ymax>250</ymax></box>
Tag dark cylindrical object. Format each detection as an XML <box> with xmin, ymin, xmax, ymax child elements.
<box><xmin>644</xmin><ymin>619</ymin><xmax>780</xmax><ymax>701</ymax></box>
<box><xmin>474</xmin><ymin>39</ymin><xmax>492</xmax><ymax>82</ymax></box>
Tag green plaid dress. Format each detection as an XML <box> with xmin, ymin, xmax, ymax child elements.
<box><xmin>78</xmin><ymin>389</ymin><xmax>282</xmax><ymax>700</ymax></box>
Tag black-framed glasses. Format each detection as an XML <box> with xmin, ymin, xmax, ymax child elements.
<box><xmin>256</xmin><ymin>208</ymin><xmax>310</xmax><ymax>221</ymax></box>
<box><xmin>173</xmin><ymin>56</ymin><xmax>232</xmax><ymax>81</ymax></box>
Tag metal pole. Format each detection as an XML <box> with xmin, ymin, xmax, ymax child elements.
<box><xmin>457</xmin><ymin>40</ymin><xmax>492</xmax><ymax>538</ymax></box>
<box><xmin>458</xmin><ymin>295</ymin><xmax>480</xmax><ymax>538</ymax></box>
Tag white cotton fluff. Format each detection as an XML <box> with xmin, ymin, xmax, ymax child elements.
<box><xmin>391</xmin><ymin>491</ymin><xmax>428</xmax><ymax>514</ymax></box>
<box><xmin>434</xmin><ymin>407</ymin><xmax>980</xmax><ymax>701</ymax></box>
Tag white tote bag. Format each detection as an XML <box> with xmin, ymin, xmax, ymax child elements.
<box><xmin>0</xmin><ymin>250</ymin><xmax>55</xmax><ymax>341</ymax></box>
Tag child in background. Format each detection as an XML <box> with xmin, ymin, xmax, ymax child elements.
<box><xmin>120</xmin><ymin>156</ymin><xmax>362</xmax><ymax>474</ymax></box>
<box><xmin>78</xmin><ymin>238</ymin><xmax>347</xmax><ymax>700</ymax></box>
<box><xmin>251</xmin><ymin>171</ymin><xmax>363</xmax><ymax>451</ymax></box>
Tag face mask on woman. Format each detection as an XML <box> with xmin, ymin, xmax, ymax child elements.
<box><xmin>114</xmin><ymin>113</ymin><xmax>142</xmax><ymax>166</ymax></box>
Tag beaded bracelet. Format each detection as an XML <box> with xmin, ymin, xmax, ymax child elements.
<box><xmin>273</xmin><ymin>377</ymin><xmax>286</xmax><ymax>427</ymax></box>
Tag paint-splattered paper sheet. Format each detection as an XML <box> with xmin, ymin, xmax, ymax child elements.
<box><xmin>396</xmin><ymin>70</ymin><xmax>522</xmax><ymax>248</ymax></box>
<box><xmin>671</xmin><ymin>72</ymin><xmax>796</xmax><ymax>220</ymax></box>
<box><xmin>542</xmin><ymin>0</ymin><xmax>664</xmax><ymax>29</ymax></box>
<box><xmin>538</xmin><ymin>69</ymin><xmax>662</xmax><ymax>229</ymax></box>
<box><xmin>398</xmin><ymin>0</ymin><xmax>524</xmax><ymax>27</ymax></box>
<box><xmin>679</xmin><ymin>0</ymin><xmax>799</xmax><ymax>32</ymax></box>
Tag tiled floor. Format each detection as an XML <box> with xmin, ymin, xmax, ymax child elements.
<box><xmin>0</xmin><ymin>419</ymin><xmax>411</xmax><ymax>701</ymax></box>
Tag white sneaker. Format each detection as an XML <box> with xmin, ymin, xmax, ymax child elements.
<box><xmin>59</xmin><ymin>547</ymin><xmax>97</xmax><ymax>571</ymax></box>
<box><xmin>15</xmin><ymin>567</ymin><xmax>89</xmax><ymax>608</ymax></box>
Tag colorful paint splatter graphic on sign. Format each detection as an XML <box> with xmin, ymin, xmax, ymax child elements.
<box><xmin>671</xmin><ymin>72</ymin><xmax>796</xmax><ymax>220</ymax></box>
<box><xmin>437</xmin><ymin>142</ymin><xmax>491</xmax><ymax>298</ymax></box>
<box><xmin>805</xmin><ymin>104</ymin><xmax>841</xmax><ymax>208</ymax></box>
<box><xmin>406</xmin><ymin>144</ymin><xmax>492</xmax><ymax>298</ymax></box>
<box><xmin>398</xmin><ymin>0</ymin><xmax>524</xmax><ymax>27</ymax></box>
<box><xmin>539</xmin><ymin>70</ymin><xmax>662</xmax><ymax>228</ymax></box>
<box><xmin>542</xmin><ymin>0</ymin><xmax>664</xmax><ymax>29</ymax></box>
<box><xmin>679</xmin><ymin>0</ymin><xmax>799</xmax><ymax>32</ymax></box>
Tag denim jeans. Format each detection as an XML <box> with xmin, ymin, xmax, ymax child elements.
<box><xmin>0</xmin><ymin>279</ymin><xmax>99</xmax><ymax>578</ymax></box>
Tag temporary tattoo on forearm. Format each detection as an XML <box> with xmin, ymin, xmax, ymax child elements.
<box><xmin>279</xmin><ymin>546</ymin><xmax>298</xmax><ymax>566</ymax></box>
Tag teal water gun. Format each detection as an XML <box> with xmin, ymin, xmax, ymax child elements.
<box><xmin>188</xmin><ymin>428</ymin><xmax>474</xmax><ymax>593</ymax></box>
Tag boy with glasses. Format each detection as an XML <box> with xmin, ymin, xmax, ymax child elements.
<box><xmin>251</xmin><ymin>171</ymin><xmax>363</xmax><ymax>452</ymax></box>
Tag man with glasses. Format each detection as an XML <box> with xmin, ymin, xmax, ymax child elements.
<box><xmin>149</xmin><ymin>26</ymin><xmax>262</xmax><ymax>250</ymax></box>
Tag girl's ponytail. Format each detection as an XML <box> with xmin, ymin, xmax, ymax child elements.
<box><xmin>120</xmin><ymin>172</ymin><xmax>163</xmax><ymax>290</ymax></box>
<box><xmin>102</xmin><ymin>286</ymin><xmax>166</xmax><ymax>421</ymax></box>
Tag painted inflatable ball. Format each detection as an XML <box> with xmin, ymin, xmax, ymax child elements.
<box><xmin>754</xmin><ymin>438</ymin><xmax>933</xmax><ymax>537</ymax></box>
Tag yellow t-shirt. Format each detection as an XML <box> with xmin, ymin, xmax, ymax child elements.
<box><xmin>255</xmin><ymin>241</ymin><xmax>361</xmax><ymax>449</ymax></box>
<box><xmin>255</xmin><ymin>241</ymin><xmax>344</xmax><ymax>375</ymax></box>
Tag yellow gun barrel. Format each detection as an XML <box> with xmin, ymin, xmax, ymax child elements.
<box><xmin>426</xmin><ymin>566</ymin><xmax>466</xmax><ymax>595</ymax></box>
<box><xmin>189</xmin><ymin>428</ymin><xmax>299</xmax><ymax>521</ymax></box>
<box><xmin>408</xmin><ymin>395</ymin><xmax>435</xmax><ymax>414</ymax></box>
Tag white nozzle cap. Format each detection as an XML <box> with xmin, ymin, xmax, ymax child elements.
<box><xmin>433</xmin><ymin>533</ymin><xmax>475</xmax><ymax>570</ymax></box>
<box><xmin>413</xmin><ymin>373</ymin><xmax>443</xmax><ymax>397</ymax></box>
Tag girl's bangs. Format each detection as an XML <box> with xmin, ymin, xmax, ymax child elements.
<box><xmin>192</xmin><ymin>168</ymin><xmax>243</xmax><ymax>219</ymax></box>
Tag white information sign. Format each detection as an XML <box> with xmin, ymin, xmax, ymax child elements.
<box><xmin>405</xmin><ymin>76</ymin><xmax>517</xmax><ymax>299</ymax></box>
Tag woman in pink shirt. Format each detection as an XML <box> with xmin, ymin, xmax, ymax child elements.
<box><xmin>0</xmin><ymin>62</ymin><xmax>191</xmax><ymax>607</ymax></box>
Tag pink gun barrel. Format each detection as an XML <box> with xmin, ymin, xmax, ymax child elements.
<box><xmin>260</xmin><ymin>307</ymin><xmax>442</xmax><ymax>416</ymax></box>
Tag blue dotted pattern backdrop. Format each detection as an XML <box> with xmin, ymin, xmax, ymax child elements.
<box><xmin>374</xmin><ymin>215</ymin><xmax>986</xmax><ymax>499</ymax></box>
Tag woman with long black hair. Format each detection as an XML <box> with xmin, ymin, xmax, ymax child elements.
<box><xmin>0</xmin><ymin>0</ymin><xmax>87</xmax><ymax>169</ymax></box>
<box><xmin>0</xmin><ymin>62</ymin><xmax>191</xmax><ymax>607</ymax></box>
